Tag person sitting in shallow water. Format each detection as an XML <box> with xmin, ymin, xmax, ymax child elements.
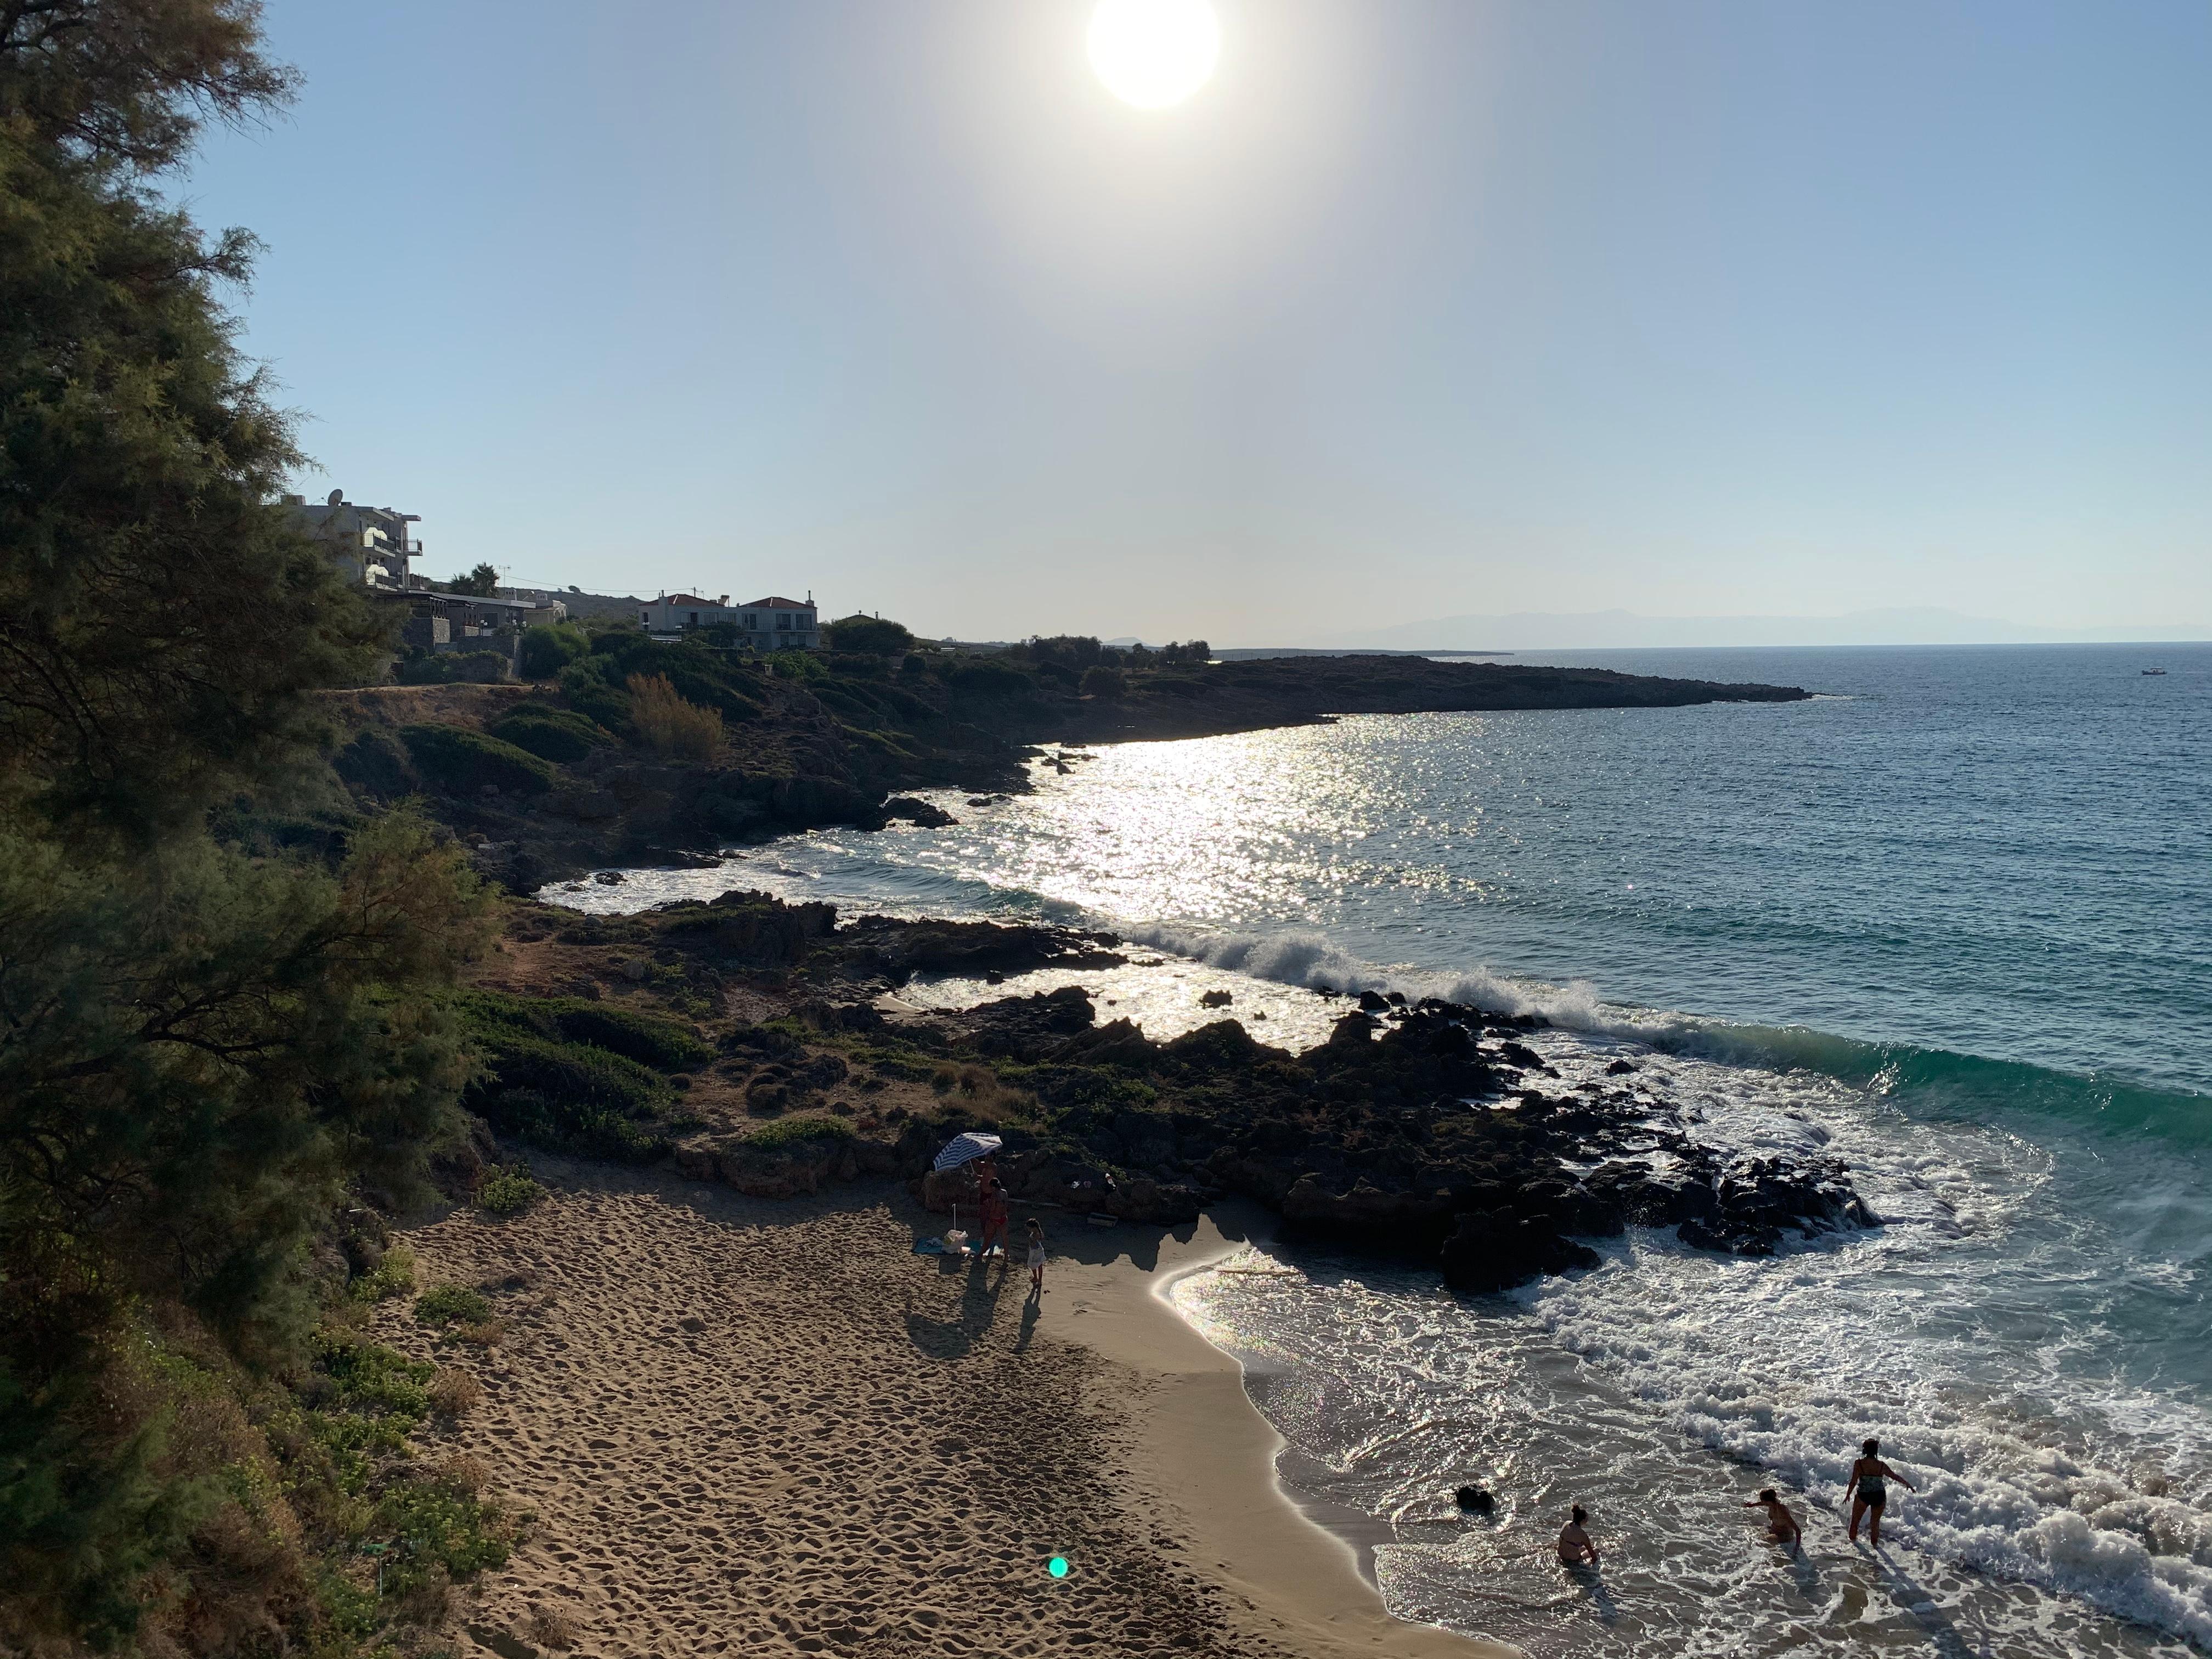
<box><xmin>1844</xmin><ymin>1437</ymin><xmax>1917</xmax><ymax>1548</ymax></box>
<box><xmin>1556</xmin><ymin>1505</ymin><xmax>1599</xmax><ymax>1567</ymax></box>
<box><xmin>1744</xmin><ymin>1487</ymin><xmax>1801</xmax><ymax>1553</ymax></box>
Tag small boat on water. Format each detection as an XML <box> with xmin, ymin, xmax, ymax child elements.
<box><xmin>2142</xmin><ymin>667</ymin><xmax>2168</xmax><ymax>675</ymax></box>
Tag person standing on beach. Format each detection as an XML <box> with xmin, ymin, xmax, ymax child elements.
<box><xmin>1744</xmin><ymin>1488</ymin><xmax>1801</xmax><ymax>1554</ymax></box>
<box><xmin>1844</xmin><ymin>1438</ymin><xmax>1917</xmax><ymax>1547</ymax></box>
<box><xmin>1025</xmin><ymin>1217</ymin><xmax>1047</xmax><ymax>1297</ymax></box>
<box><xmin>1556</xmin><ymin>1505</ymin><xmax>1599</xmax><ymax>1567</ymax></box>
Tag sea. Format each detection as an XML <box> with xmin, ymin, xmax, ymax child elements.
<box><xmin>544</xmin><ymin>642</ymin><xmax>2212</xmax><ymax>1657</ymax></box>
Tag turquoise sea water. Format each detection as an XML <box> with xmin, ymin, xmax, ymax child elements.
<box><xmin>548</xmin><ymin>642</ymin><xmax>2212</xmax><ymax>1654</ymax></box>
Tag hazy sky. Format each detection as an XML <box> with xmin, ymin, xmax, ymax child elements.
<box><xmin>188</xmin><ymin>1</ymin><xmax>2212</xmax><ymax>644</ymax></box>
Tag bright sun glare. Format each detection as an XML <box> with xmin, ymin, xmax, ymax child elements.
<box><xmin>1087</xmin><ymin>0</ymin><xmax>1221</xmax><ymax>110</ymax></box>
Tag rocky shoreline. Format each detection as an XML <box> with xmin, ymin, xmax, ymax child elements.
<box><xmin>473</xmin><ymin>889</ymin><xmax>1875</xmax><ymax>1299</ymax></box>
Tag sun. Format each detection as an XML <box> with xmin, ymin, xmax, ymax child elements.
<box><xmin>1087</xmin><ymin>0</ymin><xmax>1221</xmax><ymax>110</ymax></box>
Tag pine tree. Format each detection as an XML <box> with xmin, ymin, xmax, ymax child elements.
<box><xmin>1</xmin><ymin>7</ymin><xmax>493</xmax><ymax>1646</ymax></box>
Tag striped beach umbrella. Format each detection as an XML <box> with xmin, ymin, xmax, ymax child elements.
<box><xmin>932</xmin><ymin>1131</ymin><xmax>1003</xmax><ymax>1172</ymax></box>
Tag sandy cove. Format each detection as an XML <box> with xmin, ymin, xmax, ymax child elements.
<box><xmin>375</xmin><ymin>1160</ymin><xmax>1513</xmax><ymax>1659</ymax></box>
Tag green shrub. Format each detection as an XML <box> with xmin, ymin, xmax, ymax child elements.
<box><xmin>518</xmin><ymin>622</ymin><xmax>589</xmax><ymax>679</ymax></box>
<box><xmin>486</xmin><ymin>704</ymin><xmax>611</xmax><ymax>763</ymax></box>
<box><xmin>823</xmin><ymin>614</ymin><xmax>917</xmax><ymax>654</ymax></box>
<box><xmin>414</xmin><ymin>1285</ymin><xmax>492</xmax><ymax>1329</ymax></box>
<box><xmin>349</xmin><ymin>1243</ymin><xmax>418</xmax><ymax>1303</ymax></box>
<box><xmin>558</xmin><ymin>655</ymin><xmax>631</xmax><ymax>730</ymax></box>
<box><xmin>462</xmin><ymin>990</ymin><xmax>709</xmax><ymax>1070</ymax></box>
<box><xmin>398</xmin><ymin>724</ymin><xmax>556</xmax><ymax>796</ymax></box>
<box><xmin>396</xmin><ymin>650</ymin><xmax>510</xmax><ymax>686</ymax></box>
<box><xmin>748</xmin><ymin>1114</ymin><xmax>857</xmax><ymax>1150</ymax></box>
<box><xmin>281</xmin><ymin>1334</ymin><xmax>437</xmax><ymax>1499</ymax></box>
<box><xmin>548</xmin><ymin>1002</ymin><xmax>712</xmax><ymax>1069</ymax></box>
<box><xmin>580</xmin><ymin>634</ymin><xmax>765</xmax><ymax>724</ymax></box>
<box><xmin>454</xmin><ymin>993</ymin><xmax>682</xmax><ymax>1159</ymax></box>
<box><xmin>945</xmin><ymin>657</ymin><xmax>1032</xmax><ymax>697</ymax></box>
<box><xmin>334</xmin><ymin>727</ymin><xmax>419</xmax><ymax>798</ymax></box>
<box><xmin>766</xmin><ymin>649</ymin><xmax>826</xmax><ymax>682</ymax></box>
<box><xmin>482</xmin><ymin>1088</ymin><xmax>668</xmax><ymax>1161</ymax></box>
<box><xmin>374</xmin><ymin>1476</ymin><xmax>515</xmax><ymax>1593</ymax></box>
<box><xmin>475</xmin><ymin>1169</ymin><xmax>543</xmax><ymax>1217</ymax></box>
<box><xmin>471</xmin><ymin>1032</ymin><xmax>668</xmax><ymax>1114</ymax></box>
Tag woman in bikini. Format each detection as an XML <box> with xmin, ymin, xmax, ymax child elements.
<box><xmin>1843</xmin><ymin>1437</ymin><xmax>1917</xmax><ymax>1547</ymax></box>
<box><xmin>975</xmin><ymin>1161</ymin><xmax>1011</xmax><ymax>1263</ymax></box>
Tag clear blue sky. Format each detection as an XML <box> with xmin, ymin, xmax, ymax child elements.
<box><xmin>185</xmin><ymin>0</ymin><xmax>2212</xmax><ymax>644</ymax></box>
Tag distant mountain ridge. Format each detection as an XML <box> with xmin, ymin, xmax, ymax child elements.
<box><xmin>1307</xmin><ymin>606</ymin><xmax>2212</xmax><ymax>651</ymax></box>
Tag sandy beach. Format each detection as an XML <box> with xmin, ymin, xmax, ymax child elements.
<box><xmin>377</xmin><ymin>1163</ymin><xmax>1512</xmax><ymax>1659</ymax></box>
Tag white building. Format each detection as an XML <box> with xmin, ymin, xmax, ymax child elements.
<box><xmin>638</xmin><ymin>592</ymin><xmax>820</xmax><ymax>648</ymax></box>
<box><xmin>284</xmin><ymin>489</ymin><xmax>420</xmax><ymax>590</ymax></box>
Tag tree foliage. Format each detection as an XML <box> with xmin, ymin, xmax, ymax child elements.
<box><xmin>824</xmin><ymin>613</ymin><xmax>916</xmax><ymax>655</ymax></box>
<box><xmin>518</xmin><ymin>619</ymin><xmax>587</xmax><ymax>678</ymax></box>
<box><xmin>0</xmin><ymin>811</ymin><xmax>493</xmax><ymax>1358</ymax></box>
<box><xmin>0</xmin><ymin>97</ymin><xmax>386</xmax><ymax>842</ymax></box>
<box><xmin>442</xmin><ymin>561</ymin><xmax>500</xmax><ymax>597</ymax></box>
<box><xmin>1</xmin><ymin>6</ymin><xmax>501</xmax><ymax>1648</ymax></box>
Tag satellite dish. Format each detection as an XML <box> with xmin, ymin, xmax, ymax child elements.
<box><xmin>326</xmin><ymin>488</ymin><xmax>344</xmax><ymax>506</ymax></box>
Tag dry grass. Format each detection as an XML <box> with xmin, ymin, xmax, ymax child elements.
<box><xmin>312</xmin><ymin>681</ymin><xmax>531</xmax><ymax>730</ymax></box>
<box><xmin>526</xmin><ymin>1606</ymin><xmax>580</xmax><ymax>1650</ymax></box>
<box><xmin>427</xmin><ymin>1366</ymin><xmax>484</xmax><ymax>1416</ymax></box>
<box><xmin>928</xmin><ymin>1062</ymin><xmax>1027</xmax><ymax>1121</ymax></box>
<box><xmin>437</xmin><ymin>1452</ymin><xmax>494</xmax><ymax>1493</ymax></box>
<box><xmin>626</xmin><ymin>673</ymin><xmax>723</xmax><ymax>760</ymax></box>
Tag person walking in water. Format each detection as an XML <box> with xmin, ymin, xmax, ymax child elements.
<box><xmin>1556</xmin><ymin>1505</ymin><xmax>1600</xmax><ymax>1567</ymax></box>
<box><xmin>1844</xmin><ymin>1438</ymin><xmax>1917</xmax><ymax>1547</ymax></box>
<box><xmin>1744</xmin><ymin>1488</ymin><xmax>1801</xmax><ymax>1554</ymax></box>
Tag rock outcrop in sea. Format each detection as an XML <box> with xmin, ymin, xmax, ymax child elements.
<box><xmin>577</xmin><ymin>891</ymin><xmax>1877</xmax><ymax>1295</ymax></box>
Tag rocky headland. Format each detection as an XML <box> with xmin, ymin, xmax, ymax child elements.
<box><xmin>459</xmin><ymin>889</ymin><xmax>1874</xmax><ymax>1300</ymax></box>
<box><xmin>320</xmin><ymin>645</ymin><xmax>1813</xmax><ymax>889</ymax></box>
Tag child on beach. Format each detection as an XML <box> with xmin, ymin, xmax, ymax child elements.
<box><xmin>1744</xmin><ymin>1488</ymin><xmax>1801</xmax><ymax>1554</ymax></box>
<box><xmin>1556</xmin><ymin>1505</ymin><xmax>1599</xmax><ymax>1567</ymax></box>
<box><xmin>1025</xmin><ymin>1217</ymin><xmax>1046</xmax><ymax>1295</ymax></box>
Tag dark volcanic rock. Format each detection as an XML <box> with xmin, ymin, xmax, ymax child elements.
<box><xmin>601</xmin><ymin>890</ymin><xmax>1875</xmax><ymax>1295</ymax></box>
<box><xmin>1440</xmin><ymin>1212</ymin><xmax>1602</xmax><ymax>1294</ymax></box>
<box><xmin>839</xmin><ymin>916</ymin><xmax>1125</xmax><ymax>980</ymax></box>
<box><xmin>921</xmin><ymin>983</ymin><xmax>1880</xmax><ymax>1294</ymax></box>
<box><xmin>946</xmin><ymin>985</ymin><xmax>1099</xmax><ymax>1058</ymax></box>
<box><xmin>883</xmin><ymin>795</ymin><xmax>960</xmax><ymax>828</ymax></box>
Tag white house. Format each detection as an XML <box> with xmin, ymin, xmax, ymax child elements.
<box><xmin>284</xmin><ymin>489</ymin><xmax>420</xmax><ymax>590</ymax></box>
<box><xmin>638</xmin><ymin>592</ymin><xmax>820</xmax><ymax>648</ymax></box>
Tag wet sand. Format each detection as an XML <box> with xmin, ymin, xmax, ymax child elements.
<box><xmin>379</xmin><ymin>1164</ymin><xmax>1511</xmax><ymax>1658</ymax></box>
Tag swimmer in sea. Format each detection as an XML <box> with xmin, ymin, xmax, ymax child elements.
<box><xmin>1844</xmin><ymin>1437</ymin><xmax>1917</xmax><ymax>1548</ymax></box>
<box><xmin>1743</xmin><ymin>1487</ymin><xmax>1801</xmax><ymax>1554</ymax></box>
<box><xmin>1556</xmin><ymin>1505</ymin><xmax>1599</xmax><ymax>1567</ymax></box>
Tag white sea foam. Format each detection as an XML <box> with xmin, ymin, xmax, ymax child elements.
<box><xmin>1118</xmin><ymin>918</ymin><xmax>1640</xmax><ymax>1033</ymax></box>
